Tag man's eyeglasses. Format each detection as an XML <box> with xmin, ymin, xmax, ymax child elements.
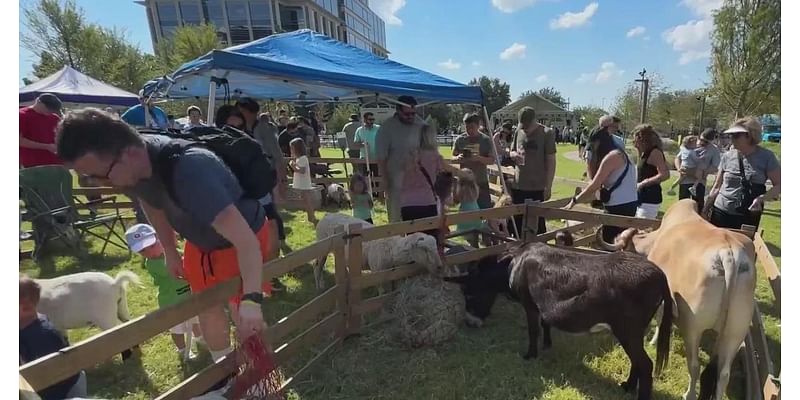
<box><xmin>89</xmin><ymin>152</ymin><xmax>121</xmax><ymax>181</ymax></box>
<box><xmin>400</xmin><ymin>111</ymin><xmax>416</xmax><ymax>118</ymax></box>
<box><xmin>366</xmin><ymin>118</ymin><xmax>375</xmax><ymax>122</ymax></box>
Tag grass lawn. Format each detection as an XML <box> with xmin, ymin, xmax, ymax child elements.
<box><xmin>19</xmin><ymin>143</ymin><xmax>780</xmax><ymax>400</ymax></box>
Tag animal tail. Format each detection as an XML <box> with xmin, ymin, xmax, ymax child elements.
<box><xmin>655</xmin><ymin>274</ymin><xmax>673</xmax><ymax>375</ymax></box>
<box><xmin>113</xmin><ymin>270</ymin><xmax>141</xmax><ymax>323</ymax></box>
<box><xmin>698</xmin><ymin>244</ymin><xmax>756</xmax><ymax>400</ymax></box>
<box><xmin>697</xmin><ymin>357</ymin><xmax>719</xmax><ymax>400</ymax></box>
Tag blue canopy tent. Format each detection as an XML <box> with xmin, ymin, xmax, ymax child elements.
<box><xmin>143</xmin><ymin>29</ymin><xmax>518</xmax><ymax>234</ymax></box>
<box><xmin>143</xmin><ymin>29</ymin><xmax>483</xmax><ymax>107</ymax></box>
<box><xmin>20</xmin><ymin>66</ymin><xmax>139</xmax><ymax>107</ymax></box>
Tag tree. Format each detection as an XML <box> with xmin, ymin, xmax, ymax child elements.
<box><xmin>21</xmin><ymin>0</ymin><xmax>160</xmax><ymax>93</ymax></box>
<box><xmin>539</xmin><ymin>87</ymin><xmax>568</xmax><ymax>109</ymax></box>
<box><xmin>710</xmin><ymin>0</ymin><xmax>780</xmax><ymax>118</ymax></box>
<box><xmin>21</xmin><ymin>0</ymin><xmax>84</xmax><ymax>68</ymax></box>
<box><xmin>155</xmin><ymin>24</ymin><xmax>223</xmax><ymax>72</ymax></box>
<box><xmin>468</xmin><ymin>76</ymin><xmax>511</xmax><ymax>116</ymax></box>
<box><xmin>573</xmin><ymin>106</ymin><xmax>607</xmax><ymax>129</ymax></box>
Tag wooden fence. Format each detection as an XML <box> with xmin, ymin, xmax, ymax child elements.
<box><xmin>19</xmin><ymin>201</ymin><xmax>780</xmax><ymax>400</ymax></box>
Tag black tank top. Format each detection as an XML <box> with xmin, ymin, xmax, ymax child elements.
<box><xmin>637</xmin><ymin>148</ymin><xmax>663</xmax><ymax>204</ymax></box>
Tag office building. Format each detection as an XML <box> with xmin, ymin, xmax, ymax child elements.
<box><xmin>136</xmin><ymin>0</ymin><xmax>388</xmax><ymax>57</ymax></box>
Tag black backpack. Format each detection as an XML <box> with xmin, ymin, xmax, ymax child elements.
<box><xmin>146</xmin><ymin>126</ymin><xmax>277</xmax><ymax>204</ymax></box>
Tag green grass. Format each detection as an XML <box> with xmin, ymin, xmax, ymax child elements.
<box><xmin>19</xmin><ymin>144</ymin><xmax>780</xmax><ymax>400</ymax></box>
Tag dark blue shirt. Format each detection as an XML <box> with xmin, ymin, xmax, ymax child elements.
<box><xmin>20</xmin><ymin>314</ymin><xmax>79</xmax><ymax>400</ymax></box>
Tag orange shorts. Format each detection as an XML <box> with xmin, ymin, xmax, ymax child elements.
<box><xmin>183</xmin><ymin>220</ymin><xmax>273</xmax><ymax>305</ymax></box>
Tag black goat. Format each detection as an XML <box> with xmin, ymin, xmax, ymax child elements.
<box><xmin>445</xmin><ymin>242</ymin><xmax>673</xmax><ymax>400</ymax></box>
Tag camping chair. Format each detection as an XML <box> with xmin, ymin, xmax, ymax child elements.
<box><xmin>19</xmin><ymin>166</ymin><xmax>129</xmax><ymax>260</ymax></box>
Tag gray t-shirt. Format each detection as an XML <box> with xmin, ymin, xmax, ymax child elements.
<box><xmin>127</xmin><ymin>135</ymin><xmax>266</xmax><ymax>251</ymax></box>
<box><xmin>714</xmin><ymin>147</ymin><xmax>780</xmax><ymax>214</ymax></box>
<box><xmin>453</xmin><ymin>133</ymin><xmax>493</xmax><ymax>185</ymax></box>
<box><xmin>252</xmin><ymin>121</ymin><xmax>282</xmax><ymax>167</ymax></box>
<box><xmin>375</xmin><ymin>114</ymin><xmax>426</xmax><ymax>189</ymax></box>
<box><xmin>512</xmin><ymin>126</ymin><xmax>557</xmax><ymax>191</ymax></box>
<box><xmin>679</xmin><ymin>143</ymin><xmax>721</xmax><ymax>185</ymax></box>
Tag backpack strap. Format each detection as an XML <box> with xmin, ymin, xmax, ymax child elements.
<box><xmin>153</xmin><ymin>139</ymin><xmax>194</xmax><ymax>208</ymax></box>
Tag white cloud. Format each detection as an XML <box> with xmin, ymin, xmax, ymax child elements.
<box><xmin>368</xmin><ymin>0</ymin><xmax>406</xmax><ymax>26</ymax></box>
<box><xmin>576</xmin><ymin>62</ymin><xmax>624</xmax><ymax>84</ymax></box>
<box><xmin>535</xmin><ymin>74</ymin><xmax>548</xmax><ymax>83</ymax></box>
<box><xmin>437</xmin><ymin>58</ymin><xmax>462</xmax><ymax>70</ymax></box>
<box><xmin>471</xmin><ymin>60</ymin><xmax>481</xmax><ymax>67</ymax></box>
<box><xmin>626</xmin><ymin>26</ymin><xmax>646</xmax><ymax>38</ymax></box>
<box><xmin>492</xmin><ymin>0</ymin><xmax>537</xmax><ymax>13</ymax></box>
<box><xmin>643</xmin><ymin>36</ymin><xmax>651</xmax><ymax>41</ymax></box>
<box><xmin>550</xmin><ymin>2</ymin><xmax>599</xmax><ymax>30</ymax></box>
<box><xmin>499</xmin><ymin>42</ymin><xmax>527</xmax><ymax>60</ymax></box>
<box><xmin>681</xmin><ymin>0</ymin><xmax>723</xmax><ymax>18</ymax></box>
<box><xmin>662</xmin><ymin>19</ymin><xmax>713</xmax><ymax>65</ymax></box>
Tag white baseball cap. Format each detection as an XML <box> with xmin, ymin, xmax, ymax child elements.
<box><xmin>723</xmin><ymin>124</ymin><xmax>749</xmax><ymax>135</ymax></box>
<box><xmin>125</xmin><ymin>224</ymin><xmax>158</xmax><ymax>253</ymax></box>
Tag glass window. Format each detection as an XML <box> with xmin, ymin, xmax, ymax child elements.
<box><xmin>203</xmin><ymin>0</ymin><xmax>228</xmax><ymax>44</ymax></box>
<box><xmin>279</xmin><ymin>5</ymin><xmax>305</xmax><ymax>32</ymax></box>
<box><xmin>227</xmin><ymin>0</ymin><xmax>250</xmax><ymax>44</ymax></box>
<box><xmin>157</xmin><ymin>2</ymin><xmax>179</xmax><ymax>37</ymax></box>
<box><xmin>249</xmin><ymin>0</ymin><xmax>273</xmax><ymax>39</ymax></box>
<box><xmin>180</xmin><ymin>1</ymin><xmax>202</xmax><ymax>25</ymax></box>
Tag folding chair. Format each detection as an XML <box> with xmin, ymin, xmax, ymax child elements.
<box><xmin>19</xmin><ymin>166</ymin><xmax>129</xmax><ymax>260</ymax></box>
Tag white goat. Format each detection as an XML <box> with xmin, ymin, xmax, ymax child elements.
<box><xmin>36</xmin><ymin>271</ymin><xmax>140</xmax><ymax>332</ymax></box>
<box><xmin>313</xmin><ymin>213</ymin><xmax>443</xmax><ymax>290</ymax></box>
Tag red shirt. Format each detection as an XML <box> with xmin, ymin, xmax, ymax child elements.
<box><xmin>20</xmin><ymin>107</ymin><xmax>62</xmax><ymax>168</ymax></box>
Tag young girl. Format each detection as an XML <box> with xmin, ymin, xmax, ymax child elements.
<box><xmin>289</xmin><ymin>138</ymin><xmax>319</xmax><ymax>225</ymax></box>
<box><xmin>349</xmin><ymin>173</ymin><xmax>374</xmax><ymax>224</ymax></box>
<box><xmin>667</xmin><ymin>135</ymin><xmax>703</xmax><ymax>196</ymax></box>
<box><xmin>454</xmin><ymin>168</ymin><xmax>482</xmax><ymax>248</ymax></box>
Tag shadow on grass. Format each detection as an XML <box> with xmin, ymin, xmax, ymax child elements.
<box><xmin>21</xmin><ymin>241</ymin><xmax>132</xmax><ymax>278</ymax></box>
<box><xmin>85</xmin><ymin>354</ymin><xmax>158</xmax><ymax>399</ymax></box>
<box><xmin>296</xmin><ymin>297</ymin><xmax>682</xmax><ymax>400</ymax></box>
<box><xmin>765</xmin><ymin>242</ymin><xmax>781</xmax><ymax>258</ymax></box>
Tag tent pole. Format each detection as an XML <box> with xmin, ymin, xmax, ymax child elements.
<box><xmin>144</xmin><ymin>103</ymin><xmax>151</xmax><ymax>128</ymax></box>
<box><xmin>482</xmin><ymin>106</ymin><xmax>519</xmax><ymax>239</ymax></box>
<box><xmin>207</xmin><ymin>81</ymin><xmax>217</xmax><ymax>125</ymax></box>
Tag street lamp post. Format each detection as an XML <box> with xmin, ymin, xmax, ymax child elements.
<box><xmin>635</xmin><ymin>68</ymin><xmax>650</xmax><ymax>124</ymax></box>
<box><xmin>696</xmin><ymin>92</ymin><xmax>707</xmax><ymax>129</ymax></box>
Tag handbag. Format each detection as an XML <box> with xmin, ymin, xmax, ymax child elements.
<box><xmin>599</xmin><ymin>152</ymin><xmax>630</xmax><ymax>204</ymax></box>
<box><xmin>735</xmin><ymin>152</ymin><xmax>767</xmax><ymax>215</ymax></box>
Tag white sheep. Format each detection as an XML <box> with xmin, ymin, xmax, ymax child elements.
<box><xmin>313</xmin><ymin>213</ymin><xmax>443</xmax><ymax>290</ymax></box>
<box><xmin>326</xmin><ymin>183</ymin><xmax>349</xmax><ymax>208</ymax></box>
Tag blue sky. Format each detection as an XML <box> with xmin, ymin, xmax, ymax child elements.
<box><xmin>19</xmin><ymin>0</ymin><xmax>721</xmax><ymax>108</ymax></box>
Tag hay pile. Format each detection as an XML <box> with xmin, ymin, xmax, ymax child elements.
<box><xmin>386</xmin><ymin>275</ymin><xmax>465</xmax><ymax>348</ymax></box>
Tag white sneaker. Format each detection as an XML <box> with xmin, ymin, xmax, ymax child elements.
<box><xmin>179</xmin><ymin>348</ymin><xmax>198</xmax><ymax>362</ymax></box>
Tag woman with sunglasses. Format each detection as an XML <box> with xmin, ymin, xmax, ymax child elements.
<box><xmin>703</xmin><ymin>117</ymin><xmax>781</xmax><ymax>230</ymax></box>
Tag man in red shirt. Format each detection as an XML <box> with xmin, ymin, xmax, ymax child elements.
<box><xmin>20</xmin><ymin>93</ymin><xmax>63</xmax><ymax>168</ymax></box>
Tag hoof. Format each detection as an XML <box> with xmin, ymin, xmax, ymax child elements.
<box><xmin>619</xmin><ymin>381</ymin><xmax>635</xmax><ymax>393</ymax></box>
<box><xmin>521</xmin><ymin>351</ymin><xmax>537</xmax><ymax>360</ymax></box>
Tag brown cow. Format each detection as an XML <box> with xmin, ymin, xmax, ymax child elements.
<box><xmin>597</xmin><ymin>199</ymin><xmax>757</xmax><ymax>400</ymax></box>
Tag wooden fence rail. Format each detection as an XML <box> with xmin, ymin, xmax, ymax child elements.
<box><xmin>20</xmin><ymin>234</ymin><xmax>346</xmax><ymax>399</ymax></box>
<box><xmin>20</xmin><ymin>200</ymin><xmax>781</xmax><ymax>400</ymax></box>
